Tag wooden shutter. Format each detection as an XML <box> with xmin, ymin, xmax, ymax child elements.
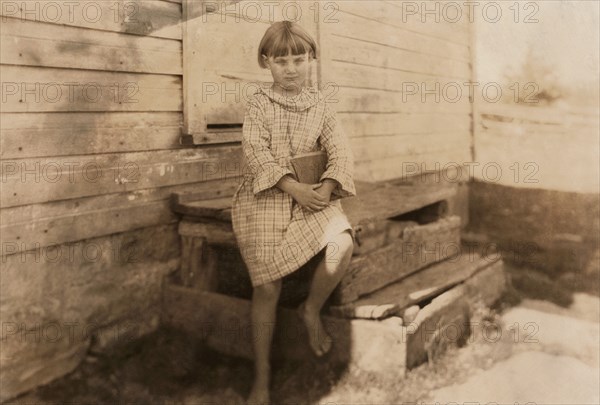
<box><xmin>182</xmin><ymin>0</ymin><xmax>319</xmax><ymax>145</ymax></box>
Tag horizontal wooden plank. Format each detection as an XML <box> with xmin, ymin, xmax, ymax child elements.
<box><xmin>330</xmin><ymin>62</ymin><xmax>471</xmax><ymax>94</ymax></box>
<box><xmin>0</xmin><ymin>112</ymin><xmax>182</xmax><ymax>159</ymax></box>
<box><xmin>1</xmin><ymin>65</ymin><xmax>181</xmax><ymax>113</ymax></box>
<box><xmin>339</xmin><ymin>1</ymin><xmax>470</xmax><ymax>47</ymax></box>
<box><xmin>330</xmin><ymin>35</ymin><xmax>470</xmax><ymax>80</ymax></box>
<box><xmin>1</xmin><ymin>146</ymin><xmax>242</xmax><ymax>208</ymax></box>
<box><xmin>340</xmin><ymin>112</ymin><xmax>470</xmax><ymax>138</ymax></box>
<box><xmin>354</xmin><ymin>147</ymin><xmax>472</xmax><ymax>182</ymax></box>
<box><xmin>478</xmin><ymin>103</ymin><xmax>600</xmax><ymax>125</ymax></box>
<box><xmin>1</xmin><ymin>17</ymin><xmax>182</xmax><ymax>74</ymax></box>
<box><xmin>334</xmin><ymin>215</ymin><xmax>462</xmax><ymax>304</ymax></box>
<box><xmin>180</xmin><ymin>131</ymin><xmax>242</xmax><ymax>145</ymax></box>
<box><xmin>0</xmin><ymin>0</ymin><xmax>182</xmax><ymax>40</ymax></box>
<box><xmin>1</xmin><ymin>177</ymin><xmax>241</xmax><ymax>253</ymax></box>
<box><xmin>169</xmin><ymin>178</ymin><xmax>458</xmax><ymax>231</ymax></box>
<box><xmin>329</xmin><ymin>253</ymin><xmax>494</xmax><ymax>319</ymax></box>
<box><xmin>171</xmin><ymin>195</ymin><xmax>233</xmax><ymax>219</ymax></box>
<box><xmin>162</xmin><ymin>285</ymin><xmax>407</xmax><ymax>372</ymax></box>
<box><xmin>350</xmin><ymin>131</ymin><xmax>470</xmax><ymax>162</ymax></box>
<box><xmin>342</xmin><ymin>179</ymin><xmax>458</xmax><ymax>228</ymax></box>
<box><xmin>322</xmin><ymin>8</ymin><xmax>470</xmax><ymax>64</ymax></box>
<box><xmin>353</xmin><ymin>219</ymin><xmax>418</xmax><ymax>256</ymax></box>
<box><xmin>332</xmin><ymin>87</ymin><xmax>474</xmax><ymax>115</ymax></box>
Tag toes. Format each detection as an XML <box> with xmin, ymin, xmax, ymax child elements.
<box><xmin>320</xmin><ymin>335</ymin><xmax>332</xmax><ymax>355</ymax></box>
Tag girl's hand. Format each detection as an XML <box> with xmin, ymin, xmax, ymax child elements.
<box><xmin>291</xmin><ymin>183</ymin><xmax>330</xmax><ymax>212</ymax></box>
<box><xmin>313</xmin><ymin>184</ymin><xmax>333</xmax><ymax>204</ymax></box>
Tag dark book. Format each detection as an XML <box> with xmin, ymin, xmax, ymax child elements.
<box><xmin>289</xmin><ymin>150</ymin><xmax>328</xmax><ymax>184</ymax></box>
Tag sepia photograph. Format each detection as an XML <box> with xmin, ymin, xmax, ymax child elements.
<box><xmin>0</xmin><ymin>0</ymin><xmax>599</xmax><ymax>404</ymax></box>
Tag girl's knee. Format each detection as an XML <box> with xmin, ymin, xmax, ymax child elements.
<box><xmin>254</xmin><ymin>279</ymin><xmax>282</xmax><ymax>301</ymax></box>
<box><xmin>327</xmin><ymin>230</ymin><xmax>354</xmax><ymax>258</ymax></box>
<box><xmin>337</xmin><ymin>230</ymin><xmax>354</xmax><ymax>255</ymax></box>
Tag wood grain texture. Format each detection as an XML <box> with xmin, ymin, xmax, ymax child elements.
<box><xmin>334</xmin><ymin>216</ymin><xmax>462</xmax><ymax>304</ymax></box>
<box><xmin>0</xmin><ymin>0</ymin><xmax>182</xmax><ymax>40</ymax></box>
<box><xmin>1</xmin><ymin>112</ymin><xmax>182</xmax><ymax>159</ymax></box>
<box><xmin>1</xmin><ymin>65</ymin><xmax>181</xmax><ymax>113</ymax></box>
<box><xmin>162</xmin><ymin>285</ymin><xmax>407</xmax><ymax>372</ymax></box>
<box><xmin>1</xmin><ymin>178</ymin><xmax>241</xmax><ymax>254</ymax></box>
<box><xmin>1</xmin><ymin>18</ymin><xmax>182</xmax><ymax>74</ymax></box>
<box><xmin>329</xmin><ymin>253</ymin><xmax>498</xmax><ymax>319</ymax></box>
<box><xmin>2</xmin><ymin>146</ymin><xmax>241</xmax><ymax>208</ymax></box>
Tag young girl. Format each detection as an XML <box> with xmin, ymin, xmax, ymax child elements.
<box><xmin>231</xmin><ymin>20</ymin><xmax>356</xmax><ymax>404</ymax></box>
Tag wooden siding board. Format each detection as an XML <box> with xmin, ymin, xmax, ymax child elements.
<box><xmin>329</xmin><ymin>35</ymin><xmax>470</xmax><ymax>80</ymax></box>
<box><xmin>1</xmin><ymin>17</ymin><xmax>182</xmax><ymax>74</ymax></box>
<box><xmin>1</xmin><ymin>178</ymin><xmax>241</xmax><ymax>254</ymax></box>
<box><xmin>1</xmin><ymin>112</ymin><xmax>183</xmax><ymax>159</ymax></box>
<box><xmin>355</xmin><ymin>148</ymin><xmax>472</xmax><ymax>182</ymax></box>
<box><xmin>0</xmin><ymin>0</ymin><xmax>182</xmax><ymax>40</ymax></box>
<box><xmin>1</xmin><ymin>146</ymin><xmax>242</xmax><ymax>208</ymax></box>
<box><xmin>329</xmin><ymin>62</ymin><xmax>470</xmax><ymax>94</ymax></box>
<box><xmin>350</xmin><ymin>132</ymin><xmax>470</xmax><ymax>162</ymax></box>
<box><xmin>331</xmin><ymin>86</ymin><xmax>473</xmax><ymax>115</ymax></box>
<box><xmin>324</xmin><ymin>7</ymin><xmax>470</xmax><ymax>62</ymax></box>
<box><xmin>340</xmin><ymin>112</ymin><xmax>470</xmax><ymax>138</ymax></box>
<box><xmin>1</xmin><ymin>65</ymin><xmax>181</xmax><ymax>112</ymax></box>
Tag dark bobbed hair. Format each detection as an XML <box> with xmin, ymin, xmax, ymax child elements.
<box><xmin>257</xmin><ymin>20</ymin><xmax>318</xmax><ymax>68</ymax></box>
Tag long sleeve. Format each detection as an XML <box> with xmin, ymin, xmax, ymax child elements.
<box><xmin>242</xmin><ymin>99</ymin><xmax>294</xmax><ymax>196</ymax></box>
<box><xmin>319</xmin><ymin>105</ymin><xmax>357</xmax><ymax>199</ymax></box>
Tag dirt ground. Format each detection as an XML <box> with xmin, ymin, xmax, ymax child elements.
<box><xmin>8</xmin><ymin>264</ymin><xmax>600</xmax><ymax>404</ymax></box>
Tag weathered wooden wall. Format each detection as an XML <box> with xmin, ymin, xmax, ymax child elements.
<box><xmin>320</xmin><ymin>1</ymin><xmax>473</xmax><ymax>181</ymax></box>
<box><xmin>181</xmin><ymin>0</ymin><xmax>474</xmax><ymax>182</ymax></box>
<box><xmin>469</xmin><ymin>103</ymin><xmax>600</xmax><ymax>274</ymax></box>
<box><xmin>474</xmin><ymin>103</ymin><xmax>599</xmax><ymax>193</ymax></box>
<box><xmin>0</xmin><ymin>0</ymin><xmax>475</xmax><ymax>400</ymax></box>
<box><xmin>0</xmin><ymin>0</ymin><xmax>233</xmax><ymax>400</ymax></box>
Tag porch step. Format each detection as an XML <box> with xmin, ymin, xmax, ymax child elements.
<box><xmin>334</xmin><ymin>215</ymin><xmax>462</xmax><ymax>304</ymax></box>
<box><xmin>161</xmin><ymin>257</ymin><xmax>506</xmax><ymax>373</ymax></box>
<box><xmin>329</xmin><ymin>253</ymin><xmax>496</xmax><ymax>319</ymax></box>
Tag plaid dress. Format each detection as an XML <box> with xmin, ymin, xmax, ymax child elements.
<box><xmin>231</xmin><ymin>85</ymin><xmax>357</xmax><ymax>287</ymax></box>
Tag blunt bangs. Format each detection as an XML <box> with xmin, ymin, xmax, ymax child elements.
<box><xmin>258</xmin><ymin>21</ymin><xmax>317</xmax><ymax>68</ymax></box>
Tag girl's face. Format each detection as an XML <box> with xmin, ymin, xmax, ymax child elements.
<box><xmin>263</xmin><ymin>51</ymin><xmax>311</xmax><ymax>94</ymax></box>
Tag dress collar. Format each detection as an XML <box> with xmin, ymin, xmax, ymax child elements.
<box><xmin>258</xmin><ymin>84</ymin><xmax>320</xmax><ymax>112</ymax></box>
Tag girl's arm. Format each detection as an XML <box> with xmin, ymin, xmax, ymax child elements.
<box><xmin>242</xmin><ymin>99</ymin><xmax>294</xmax><ymax>195</ymax></box>
<box><xmin>242</xmin><ymin>96</ymin><xmax>330</xmax><ymax>210</ymax></box>
<box><xmin>318</xmin><ymin>105</ymin><xmax>357</xmax><ymax>199</ymax></box>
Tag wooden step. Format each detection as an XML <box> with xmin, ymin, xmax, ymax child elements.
<box><xmin>161</xmin><ymin>259</ymin><xmax>506</xmax><ymax>374</ymax></box>
<box><xmin>329</xmin><ymin>253</ymin><xmax>496</xmax><ymax>319</ymax></box>
<box><xmin>170</xmin><ymin>179</ymin><xmax>457</xmax><ymax>227</ymax></box>
<box><xmin>161</xmin><ymin>285</ymin><xmax>408</xmax><ymax>374</ymax></box>
<box><xmin>334</xmin><ymin>216</ymin><xmax>462</xmax><ymax>304</ymax></box>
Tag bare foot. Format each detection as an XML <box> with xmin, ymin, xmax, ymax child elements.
<box><xmin>246</xmin><ymin>381</ymin><xmax>269</xmax><ymax>405</ymax></box>
<box><xmin>298</xmin><ymin>302</ymin><xmax>333</xmax><ymax>357</ymax></box>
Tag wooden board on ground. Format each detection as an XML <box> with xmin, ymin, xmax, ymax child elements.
<box><xmin>162</xmin><ymin>285</ymin><xmax>408</xmax><ymax>374</ymax></box>
<box><xmin>334</xmin><ymin>216</ymin><xmax>462</xmax><ymax>304</ymax></box>
<box><xmin>329</xmin><ymin>254</ymin><xmax>498</xmax><ymax>319</ymax></box>
<box><xmin>406</xmin><ymin>259</ymin><xmax>507</xmax><ymax>368</ymax></box>
<box><xmin>161</xmin><ymin>259</ymin><xmax>506</xmax><ymax>375</ymax></box>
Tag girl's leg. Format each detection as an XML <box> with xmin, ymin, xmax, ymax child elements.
<box><xmin>299</xmin><ymin>230</ymin><xmax>354</xmax><ymax>356</ymax></box>
<box><xmin>248</xmin><ymin>279</ymin><xmax>282</xmax><ymax>404</ymax></box>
